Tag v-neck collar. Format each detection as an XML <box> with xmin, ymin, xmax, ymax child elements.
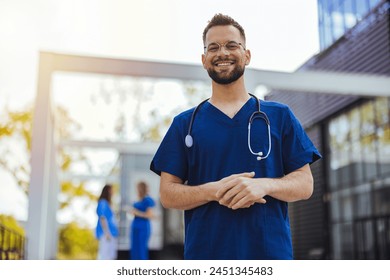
<box><xmin>203</xmin><ymin>97</ymin><xmax>255</xmax><ymax>125</ymax></box>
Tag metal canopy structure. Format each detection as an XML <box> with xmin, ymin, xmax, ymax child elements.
<box><xmin>28</xmin><ymin>51</ymin><xmax>390</xmax><ymax>259</ymax></box>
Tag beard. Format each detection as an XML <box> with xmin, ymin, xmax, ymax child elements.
<box><xmin>206</xmin><ymin>63</ymin><xmax>245</xmax><ymax>85</ymax></box>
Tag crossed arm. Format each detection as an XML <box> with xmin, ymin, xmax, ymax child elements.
<box><xmin>131</xmin><ymin>208</ymin><xmax>155</xmax><ymax>219</ymax></box>
<box><xmin>159</xmin><ymin>164</ymin><xmax>313</xmax><ymax>210</ymax></box>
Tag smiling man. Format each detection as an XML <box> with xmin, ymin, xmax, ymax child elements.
<box><xmin>203</xmin><ymin>35</ymin><xmax>247</xmax><ymax>85</ymax></box>
<box><xmin>150</xmin><ymin>13</ymin><xmax>321</xmax><ymax>260</ymax></box>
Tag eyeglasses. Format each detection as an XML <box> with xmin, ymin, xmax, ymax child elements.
<box><xmin>204</xmin><ymin>41</ymin><xmax>245</xmax><ymax>54</ymax></box>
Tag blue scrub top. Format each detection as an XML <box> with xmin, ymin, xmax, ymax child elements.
<box><xmin>150</xmin><ymin>97</ymin><xmax>321</xmax><ymax>260</ymax></box>
<box><xmin>96</xmin><ymin>199</ymin><xmax>119</xmax><ymax>239</ymax></box>
<box><xmin>132</xmin><ymin>196</ymin><xmax>155</xmax><ymax>226</ymax></box>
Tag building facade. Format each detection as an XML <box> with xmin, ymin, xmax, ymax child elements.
<box><xmin>266</xmin><ymin>0</ymin><xmax>390</xmax><ymax>259</ymax></box>
<box><xmin>318</xmin><ymin>0</ymin><xmax>383</xmax><ymax>50</ymax></box>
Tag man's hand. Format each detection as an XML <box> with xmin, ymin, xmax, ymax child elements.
<box><xmin>216</xmin><ymin>171</ymin><xmax>267</xmax><ymax>210</ymax></box>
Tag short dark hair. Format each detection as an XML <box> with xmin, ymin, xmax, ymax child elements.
<box><xmin>202</xmin><ymin>13</ymin><xmax>246</xmax><ymax>45</ymax></box>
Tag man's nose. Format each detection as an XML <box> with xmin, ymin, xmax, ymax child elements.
<box><xmin>217</xmin><ymin>45</ymin><xmax>230</xmax><ymax>55</ymax></box>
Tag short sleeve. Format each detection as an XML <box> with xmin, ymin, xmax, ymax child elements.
<box><xmin>145</xmin><ymin>197</ymin><xmax>155</xmax><ymax>208</ymax></box>
<box><xmin>134</xmin><ymin>196</ymin><xmax>155</xmax><ymax>212</ymax></box>
<box><xmin>282</xmin><ymin>107</ymin><xmax>322</xmax><ymax>174</ymax></box>
<box><xmin>150</xmin><ymin>116</ymin><xmax>189</xmax><ymax>181</ymax></box>
<box><xmin>96</xmin><ymin>199</ymin><xmax>108</xmax><ymax>217</ymax></box>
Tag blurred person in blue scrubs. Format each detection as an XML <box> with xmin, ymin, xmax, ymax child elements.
<box><xmin>95</xmin><ymin>184</ymin><xmax>119</xmax><ymax>260</ymax></box>
<box><xmin>150</xmin><ymin>13</ymin><xmax>322</xmax><ymax>260</ymax></box>
<box><xmin>129</xmin><ymin>181</ymin><xmax>155</xmax><ymax>260</ymax></box>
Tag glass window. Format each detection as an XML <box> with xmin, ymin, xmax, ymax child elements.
<box><xmin>340</xmin><ymin>222</ymin><xmax>354</xmax><ymax>259</ymax></box>
<box><xmin>322</xmin><ymin>6</ymin><xmax>334</xmax><ymax>49</ymax></box>
<box><xmin>318</xmin><ymin>0</ymin><xmax>381</xmax><ymax>49</ymax></box>
<box><xmin>328</xmin><ymin>115</ymin><xmax>352</xmax><ymax>187</ymax></box>
<box><xmin>368</xmin><ymin>0</ymin><xmax>381</xmax><ymax>9</ymax></box>
<box><xmin>375</xmin><ymin>97</ymin><xmax>389</xmax><ymax>128</ymax></box>
<box><xmin>354</xmin><ymin>189</ymin><xmax>371</xmax><ymax>218</ymax></box>
<box><xmin>330</xmin><ymin>193</ymin><xmax>341</xmax><ymax>222</ymax></box>
<box><xmin>355</xmin><ymin>220</ymin><xmax>375</xmax><ymax>259</ymax></box>
<box><xmin>378</xmin><ymin>124</ymin><xmax>390</xmax><ymax>176</ymax></box>
<box><xmin>349</xmin><ymin>108</ymin><xmax>364</xmax><ymax>184</ymax></box>
<box><xmin>332</xmin><ymin>224</ymin><xmax>342</xmax><ymax>259</ymax></box>
<box><xmin>329</xmin><ymin>120</ymin><xmax>340</xmax><ymax>190</ymax></box>
<box><xmin>338</xmin><ymin>115</ymin><xmax>351</xmax><ymax>186</ymax></box>
<box><xmin>328</xmin><ymin>97</ymin><xmax>390</xmax><ymax>260</ymax></box>
<box><xmin>318</xmin><ymin>0</ymin><xmax>325</xmax><ymax>23</ymax></box>
<box><xmin>374</xmin><ymin>187</ymin><xmax>390</xmax><ymax>215</ymax></box>
<box><xmin>344</xmin><ymin>0</ymin><xmax>357</xmax><ymax>29</ymax></box>
<box><xmin>375</xmin><ymin>97</ymin><xmax>390</xmax><ymax>176</ymax></box>
<box><xmin>356</xmin><ymin>0</ymin><xmax>369</xmax><ymax>21</ymax></box>
<box><xmin>341</xmin><ymin>192</ymin><xmax>353</xmax><ymax>221</ymax></box>
<box><xmin>328</xmin><ymin>157</ymin><xmax>338</xmax><ymax>190</ymax></box>
<box><xmin>331</xmin><ymin>0</ymin><xmax>340</xmax><ymax>8</ymax></box>
<box><xmin>331</xmin><ymin>2</ymin><xmax>346</xmax><ymax>40</ymax></box>
<box><xmin>376</xmin><ymin>217</ymin><xmax>390</xmax><ymax>259</ymax></box>
<box><xmin>360</xmin><ymin>102</ymin><xmax>377</xmax><ymax>181</ymax></box>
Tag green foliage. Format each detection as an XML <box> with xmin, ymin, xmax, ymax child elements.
<box><xmin>0</xmin><ymin>215</ymin><xmax>25</xmax><ymax>260</ymax></box>
<box><xmin>0</xmin><ymin>109</ymin><xmax>33</xmax><ymax>150</ymax></box>
<box><xmin>1</xmin><ymin>105</ymin><xmax>101</xmax><ymax>259</ymax></box>
<box><xmin>57</xmin><ymin>222</ymin><xmax>98</xmax><ymax>260</ymax></box>
<box><xmin>0</xmin><ymin>105</ymin><xmax>97</xmax><ymax>210</ymax></box>
<box><xmin>0</xmin><ymin>108</ymin><xmax>33</xmax><ymax>194</ymax></box>
<box><xmin>0</xmin><ymin>214</ymin><xmax>25</xmax><ymax>235</ymax></box>
<box><xmin>59</xmin><ymin>181</ymin><xmax>98</xmax><ymax>210</ymax></box>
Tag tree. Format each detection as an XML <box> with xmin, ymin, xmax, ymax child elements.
<box><xmin>0</xmin><ymin>104</ymin><xmax>98</xmax><ymax>209</ymax></box>
<box><xmin>0</xmin><ymin>214</ymin><xmax>25</xmax><ymax>260</ymax></box>
<box><xmin>57</xmin><ymin>222</ymin><xmax>98</xmax><ymax>260</ymax></box>
<box><xmin>0</xmin><ymin>104</ymin><xmax>98</xmax><ymax>259</ymax></box>
<box><xmin>95</xmin><ymin>76</ymin><xmax>210</xmax><ymax>142</ymax></box>
<box><xmin>0</xmin><ymin>108</ymin><xmax>33</xmax><ymax>194</ymax></box>
<box><xmin>0</xmin><ymin>214</ymin><xmax>24</xmax><ymax>235</ymax></box>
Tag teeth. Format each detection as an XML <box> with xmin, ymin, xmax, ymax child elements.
<box><xmin>216</xmin><ymin>62</ymin><xmax>233</xmax><ymax>66</ymax></box>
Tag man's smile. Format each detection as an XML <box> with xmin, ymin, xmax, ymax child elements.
<box><xmin>214</xmin><ymin>60</ymin><xmax>235</xmax><ymax>67</ymax></box>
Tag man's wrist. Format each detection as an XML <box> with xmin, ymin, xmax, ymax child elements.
<box><xmin>260</xmin><ymin>178</ymin><xmax>275</xmax><ymax>198</ymax></box>
<box><xmin>200</xmin><ymin>182</ymin><xmax>218</xmax><ymax>202</ymax></box>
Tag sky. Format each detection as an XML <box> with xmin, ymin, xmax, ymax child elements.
<box><xmin>0</xmin><ymin>0</ymin><xmax>320</xmax><ymax>224</ymax></box>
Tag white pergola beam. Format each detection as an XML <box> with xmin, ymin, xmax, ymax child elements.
<box><xmin>59</xmin><ymin>173</ymin><xmax>120</xmax><ymax>183</ymax></box>
<box><xmin>28</xmin><ymin>53</ymin><xmax>59</xmax><ymax>260</ymax></box>
<box><xmin>246</xmin><ymin>69</ymin><xmax>390</xmax><ymax>97</ymax></box>
<box><xmin>45</xmin><ymin>51</ymin><xmax>389</xmax><ymax>97</ymax></box>
<box><xmin>58</xmin><ymin>140</ymin><xmax>159</xmax><ymax>154</ymax></box>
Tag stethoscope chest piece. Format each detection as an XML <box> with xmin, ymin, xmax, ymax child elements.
<box><xmin>185</xmin><ymin>135</ymin><xmax>193</xmax><ymax>148</ymax></box>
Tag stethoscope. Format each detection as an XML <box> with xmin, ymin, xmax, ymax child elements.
<box><xmin>185</xmin><ymin>93</ymin><xmax>271</xmax><ymax>161</ymax></box>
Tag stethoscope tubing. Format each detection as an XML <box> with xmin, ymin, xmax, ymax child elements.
<box><xmin>185</xmin><ymin>93</ymin><xmax>271</xmax><ymax>161</ymax></box>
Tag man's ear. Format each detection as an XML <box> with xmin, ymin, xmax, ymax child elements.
<box><xmin>245</xmin><ymin>49</ymin><xmax>251</xmax><ymax>65</ymax></box>
<box><xmin>201</xmin><ymin>54</ymin><xmax>207</xmax><ymax>69</ymax></box>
